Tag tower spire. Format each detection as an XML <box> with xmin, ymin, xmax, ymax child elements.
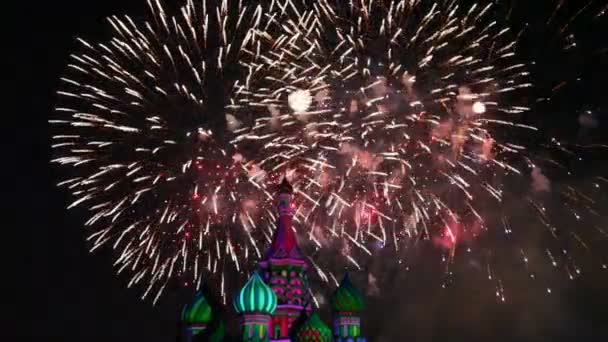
<box><xmin>265</xmin><ymin>178</ymin><xmax>303</xmax><ymax>260</ymax></box>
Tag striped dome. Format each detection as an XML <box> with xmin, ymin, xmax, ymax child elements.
<box><xmin>181</xmin><ymin>292</ymin><xmax>213</xmax><ymax>325</ymax></box>
<box><xmin>330</xmin><ymin>273</ymin><xmax>365</xmax><ymax>313</ymax></box>
<box><xmin>233</xmin><ymin>272</ymin><xmax>277</xmax><ymax>314</ymax></box>
<box><xmin>296</xmin><ymin>312</ymin><xmax>332</xmax><ymax>342</ymax></box>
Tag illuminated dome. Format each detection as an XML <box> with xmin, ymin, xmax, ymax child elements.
<box><xmin>233</xmin><ymin>272</ymin><xmax>277</xmax><ymax>314</ymax></box>
<box><xmin>295</xmin><ymin>312</ymin><xmax>332</xmax><ymax>342</ymax></box>
<box><xmin>181</xmin><ymin>292</ymin><xmax>213</xmax><ymax>335</ymax></box>
<box><xmin>330</xmin><ymin>273</ymin><xmax>365</xmax><ymax>313</ymax></box>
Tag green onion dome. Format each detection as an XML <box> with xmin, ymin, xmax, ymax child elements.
<box><xmin>208</xmin><ymin>320</ymin><xmax>225</xmax><ymax>342</ymax></box>
<box><xmin>233</xmin><ymin>272</ymin><xmax>277</xmax><ymax>314</ymax></box>
<box><xmin>296</xmin><ymin>312</ymin><xmax>332</xmax><ymax>342</ymax></box>
<box><xmin>330</xmin><ymin>273</ymin><xmax>365</xmax><ymax>313</ymax></box>
<box><xmin>181</xmin><ymin>292</ymin><xmax>213</xmax><ymax>326</ymax></box>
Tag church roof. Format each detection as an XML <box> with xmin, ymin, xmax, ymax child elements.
<box><xmin>295</xmin><ymin>312</ymin><xmax>333</xmax><ymax>342</ymax></box>
<box><xmin>330</xmin><ymin>273</ymin><xmax>366</xmax><ymax>313</ymax></box>
<box><xmin>181</xmin><ymin>292</ymin><xmax>213</xmax><ymax>326</ymax></box>
<box><xmin>233</xmin><ymin>272</ymin><xmax>278</xmax><ymax>314</ymax></box>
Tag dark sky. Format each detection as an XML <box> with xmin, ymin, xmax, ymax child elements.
<box><xmin>12</xmin><ymin>0</ymin><xmax>608</xmax><ymax>341</ymax></box>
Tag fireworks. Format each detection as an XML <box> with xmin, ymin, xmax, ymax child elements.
<box><xmin>236</xmin><ymin>0</ymin><xmax>534</xmax><ymax>258</ymax></box>
<box><xmin>233</xmin><ymin>0</ymin><xmax>607</xmax><ymax>297</ymax></box>
<box><xmin>51</xmin><ymin>0</ymin><xmax>277</xmax><ymax>302</ymax></box>
<box><xmin>52</xmin><ymin>0</ymin><xmax>607</xmax><ymax>303</ymax></box>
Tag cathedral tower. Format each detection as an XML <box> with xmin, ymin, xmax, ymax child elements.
<box><xmin>259</xmin><ymin>179</ymin><xmax>313</xmax><ymax>340</ymax></box>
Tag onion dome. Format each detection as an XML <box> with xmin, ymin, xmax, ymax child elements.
<box><xmin>330</xmin><ymin>273</ymin><xmax>365</xmax><ymax>313</ymax></box>
<box><xmin>181</xmin><ymin>292</ymin><xmax>213</xmax><ymax>334</ymax></box>
<box><xmin>208</xmin><ymin>320</ymin><xmax>225</xmax><ymax>342</ymax></box>
<box><xmin>233</xmin><ymin>272</ymin><xmax>277</xmax><ymax>315</ymax></box>
<box><xmin>296</xmin><ymin>312</ymin><xmax>332</xmax><ymax>342</ymax></box>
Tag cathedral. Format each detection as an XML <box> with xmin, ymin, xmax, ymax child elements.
<box><xmin>180</xmin><ymin>179</ymin><xmax>367</xmax><ymax>342</ymax></box>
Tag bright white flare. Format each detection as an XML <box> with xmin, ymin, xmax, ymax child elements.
<box><xmin>473</xmin><ymin>101</ymin><xmax>487</xmax><ymax>114</ymax></box>
<box><xmin>288</xmin><ymin>89</ymin><xmax>312</xmax><ymax>113</ymax></box>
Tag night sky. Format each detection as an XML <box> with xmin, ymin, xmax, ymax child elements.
<box><xmin>14</xmin><ymin>0</ymin><xmax>608</xmax><ymax>341</ymax></box>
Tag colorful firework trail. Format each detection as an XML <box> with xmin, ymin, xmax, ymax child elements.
<box><xmin>52</xmin><ymin>0</ymin><xmax>608</xmax><ymax>303</ymax></box>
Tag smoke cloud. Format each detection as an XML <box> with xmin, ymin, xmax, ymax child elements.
<box><xmin>531</xmin><ymin>167</ymin><xmax>551</xmax><ymax>193</ymax></box>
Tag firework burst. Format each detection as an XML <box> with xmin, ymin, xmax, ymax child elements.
<box><xmin>52</xmin><ymin>0</ymin><xmax>608</xmax><ymax>303</ymax></box>
<box><xmin>50</xmin><ymin>0</ymin><xmax>284</xmax><ymax>303</ymax></box>
<box><xmin>234</xmin><ymin>0</ymin><xmax>608</xmax><ymax>297</ymax></box>
<box><xmin>237</xmin><ymin>0</ymin><xmax>532</xmax><ymax>255</ymax></box>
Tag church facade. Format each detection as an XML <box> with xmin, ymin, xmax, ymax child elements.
<box><xmin>181</xmin><ymin>179</ymin><xmax>367</xmax><ymax>342</ymax></box>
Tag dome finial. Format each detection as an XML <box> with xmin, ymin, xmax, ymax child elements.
<box><xmin>278</xmin><ymin>177</ymin><xmax>293</xmax><ymax>194</ymax></box>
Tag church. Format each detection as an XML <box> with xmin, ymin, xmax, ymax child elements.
<box><xmin>180</xmin><ymin>179</ymin><xmax>367</xmax><ymax>342</ymax></box>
